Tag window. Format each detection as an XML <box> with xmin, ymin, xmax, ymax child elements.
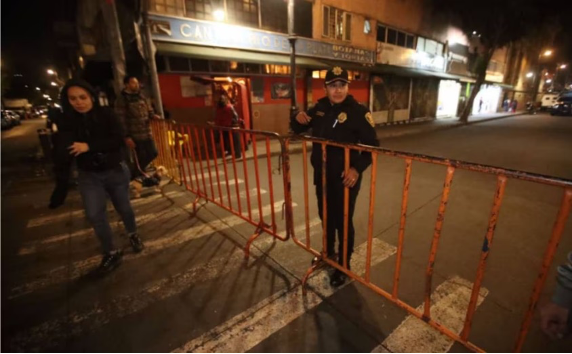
<box><xmin>169</xmin><ymin>57</ymin><xmax>191</xmax><ymax>71</ymax></box>
<box><xmin>185</xmin><ymin>0</ymin><xmax>213</xmax><ymax>20</ymax></box>
<box><xmin>416</xmin><ymin>37</ymin><xmax>425</xmax><ymax>52</ymax></box>
<box><xmin>387</xmin><ymin>29</ymin><xmax>397</xmax><ymax>45</ymax></box>
<box><xmin>397</xmin><ymin>32</ymin><xmax>406</xmax><ymax>47</ymax></box>
<box><xmin>322</xmin><ymin>5</ymin><xmax>351</xmax><ymax>41</ymax></box>
<box><xmin>151</xmin><ymin>0</ymin><xmax>185</xmax><ymax>16</ymax></box>
<box><xmin>190</xmin><ymin>59</ymin><xmax>209</xmax><ymax>72</ymax></box>
<box><xmin>322</xmin><ymin>6</ymin><xmax>329</xmax><ymax>37</ymax></box>
<box><xmin>244</xmin><ymin>63</ymin><xmax>261</xmax><ymax>74</ymax></box>
<box><xmin>378</xmin><ymin>23</ymin><xmax>416</xmax><ymax>50</ymax></box>
<box><xmin>377</xmin><ymin>25</ymin><xmax>386</xmax><ymax>42</ymax></box>
<box><xmin>406</xmin><ymin>35</ymin><xmax>415</xmax><ymax>49</ymax></box>
<box><xmin>210</xmin><ymin>60</ymin><xmax>229</xmax><ymax>72</ymax></box>
<box><xmin>416</xmin><ymin>37</ymin><xmax>444</xmax><ymax>56</ymax></box>
<box><xmin>226</xmin><ymin>0</ymin><xmax>258</xmax><ymax>27</ymax></box>
<box><xmin>156</xmin><ymin>55</ymin><xmax>167</xmax><ymax>73</ymax></box>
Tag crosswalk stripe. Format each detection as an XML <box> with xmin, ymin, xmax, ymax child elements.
<box><xmin>174</xmin><ymin>238</ymin><xmax>397</xmax><ymax>353</ymax></box>
<box><xmin>26</xmin><ymin>194</ymin><xmax>164</xmax><ymax>228</ymax></box>
<box><xmin>18</xmin><ymin>207</ymin><xmax>182</xmax><ymax>256</ymax></box>
<box><xmin>373</xmin><ymin>277</ymin><xmax>489</xmax><ymax>353</ymax></box>
<box><xmin>9</xmin><ymin>200</ymin><xmax>294</xmax><ymax>299</ymax></box>
<box><xmin>8</xmin><ymin>238</ymin><xmax>279</xmax><ymax>352</ymax></box>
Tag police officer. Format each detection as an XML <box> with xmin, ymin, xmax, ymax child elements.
<box><xmin>291</xmin><ymin>66</ymin><xmax>379</xmax><ymax>287</ymax></box>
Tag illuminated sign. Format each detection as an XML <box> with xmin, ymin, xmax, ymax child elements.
<box><xmin>149</xmin><ymin>14</ymin><xmax>375</xmax><ymax>65</ymax></box>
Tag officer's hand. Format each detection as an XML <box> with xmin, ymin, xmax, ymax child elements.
<box><xmin>541</xmin><ymin>302</ymin><xmax>569</xmax><ymax>339</ymax></box>
<box><xmin>342</xmin><ymin>168</ymin><xmax>359</xmax><ymax>188</ymax></box>
<box><xmin>295</xmin><ymin>112</ymin><xmax>312</xmax><ymax>125</ymax></box>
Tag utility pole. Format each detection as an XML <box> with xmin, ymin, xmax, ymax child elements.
<box><xmin>287</xmin><ymin>0</ymin><xmax>297</xmax><ymax>114</ymax></box>
<box><xmin>141</xmin><ymin>0</ymin><xmax>164</xmax><ymax>118</ymax></box>
<box><xmin>99</xmin><ymin>0</ymin><xmax>126</xmax><ymax>96</ymax></box>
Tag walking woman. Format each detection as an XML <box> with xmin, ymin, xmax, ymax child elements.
<box><xmin>53</xmin><ymin>79</ymin><xmax>144</xmax><ymax>275</ymax></box>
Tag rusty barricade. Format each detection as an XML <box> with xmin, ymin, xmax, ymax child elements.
<box><xmin>284</xmin><ymin>135</ymin><xmax>572</xmax><ymax>353</ymax></box>
<box><xmin>150</xmin><ymin>119</ymin><xmax>292</xmax><ymax>256</ymax></box>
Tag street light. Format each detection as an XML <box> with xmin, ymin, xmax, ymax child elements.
<box><xmin>526</xmin><ymin>72</ymin><xmax>534</xmax><ymax>78</ymax></box>
<box><xmin>543</xmin><ymin>50</ymin><xmax>553</xmax><ymax>57</ymax></box>
<box><xmin>36</xmin><ymin>87</ymin><xmax>41</xmax><ymax>91</ymax></box>
<box><xmin>546</xmin><ymin>79</ymin><xmax>552</xmax><ymax>84</ymax></box>
<box><xmin>47</xmin><ymin>69</ymin><xmax>55</xmax><ymax>75</ymax></box>
<box><xmin>560</xmin><ymin>64</ymin><xmax>567</xmax><ymax>69</ymax></box>
<box><xmin>50</xmin><ymin>82</ymin><xmax>57</xmax><ymax>86</ymax></box>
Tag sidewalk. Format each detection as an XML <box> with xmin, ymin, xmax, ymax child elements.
<box><xmin>374</xmin><ymin>111</ymin><xmax>526</xmax><ymax>140</ymax></box>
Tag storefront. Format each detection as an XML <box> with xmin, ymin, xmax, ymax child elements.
<box><xmin>149</xmin><ymin>14</ymin><xmax>376</xmax><ymax>134</ymax></box>
<box><xmin>472</xmin><ymin>84</ymin><xmax>502</xmax><ymax>114</ymax></box>
<box><xmin>436</xmin><ymin>80</ymin><xmax>461</xmax><ymax>118</ymax></box>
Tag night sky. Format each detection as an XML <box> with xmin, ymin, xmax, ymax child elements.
<box><xmin>1</xmin><ymin>0</ymin><xmax>570</xmax><ymax>97</ymax></box>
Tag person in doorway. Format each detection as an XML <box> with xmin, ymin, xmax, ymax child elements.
<box><xmin>115</xmin><ymin>75</ymin><xmax>159</xmax><ymax>179</ymax></box>
<box><xmin>214</xmin><ymin>95</ymin><xmax>242</xmax><ymax>159</ymax></box>
<box><xmin>541</xmin><ymin>252</ymin><xmax>572</xmax><ymax>339</ymax></box>
<box><xmin>290</xmin><ymin>66</ymin><xmax>379</xmax><ymax>287</ymax></box>
<box><xmin>479</xmin><ymin>97</ymin><xmax>484</xmax><ymax>113</ymax></box>
<box><xmin>511</xmin><ymin>99</ymin><xmax>518</xmax><ymax>112</ymax></box>
<box><xmin>52</xmin><ymin>79</ymin><xmax>144</xmax><ymax>275</ymax></box>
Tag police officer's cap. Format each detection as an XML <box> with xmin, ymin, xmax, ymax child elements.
<box><xmin>325</xmin><ymin>66</ymin><xmax>350</xmax><ymax>85</ymax></box>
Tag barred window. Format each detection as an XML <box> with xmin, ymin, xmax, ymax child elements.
<box><xmin>185</xmin><ymin>0</ymin><xmax>213</xmax><ymax>20</ymax></box>
<box><xmin>151</xmin><ymin>0</ymin><xmax>185</xmax><ymax>16</ymax></box>
<box><xmin>226</xmin><ymin>0</ymin><xmax>258</xmax><ymax>27</ymax></box>
<box><xmin>322</xmin><ymin>5</ymin><xmax>351</xmax><ymax>41</ymax></box>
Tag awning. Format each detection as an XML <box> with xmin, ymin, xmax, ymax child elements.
<box><xmin>372</xmin><ymin>63</ymin><xmax>476</xmax><ymax>81</ymax></box>
<box><xmin>155</xmin><ymin>42</ymin><xmax>327</xmax><ymax>68</ymax></box>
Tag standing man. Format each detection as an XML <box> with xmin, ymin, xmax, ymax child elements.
<box><xmin>115</xmin><ymin>75</ymin><xmax>158</xmax><ymax>178</ymax></box>
<box><xmin>291</xmin><ymin>67</ymin><xmax>379</xmax><ymax>287</ymax></box>
<box><xmin>214</xmin><ymin>95</ymin><xmax>242</xmax><ymax>159</ymax></box>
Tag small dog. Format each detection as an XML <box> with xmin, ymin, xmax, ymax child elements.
<box><xmin>131</xmin><ymin>166</ymin><xmax>167</xmax><ymax>198</ymax></box>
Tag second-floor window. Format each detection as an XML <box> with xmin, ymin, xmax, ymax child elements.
<box><xmin>322</xmin><ymin>5</ymin><xmax>351</xmax><ymax>41</ymax></box>
<box><xmin>417</xmin><ymin>37</ymin><xmax>444</xmax><ymax>56</ymax></box>
<box><xmin>152</xmin><ymin>0</ymin><xmax>185</xmax><ymax>16</ymax></box>
<box><xmin>377</xmin><ymin>25</ymin><xmax>415</xmax><ymax>49</ymax></box>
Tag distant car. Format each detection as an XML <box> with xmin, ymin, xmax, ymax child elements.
<box><xmin>550</xmin><ymin>96</ymin><xmax>572</xmax><ymax>116</ymax></box>
<box><xmin>1</xmin><ymin>110</ymin><xmax>21</xmax><ymax>129</ymax></box>
<box><xmin>5</xmin><ymin>110</ymin><xmax>22</xmax><ymax>126</ymax></box>
<box><xmin>540</xmin><ymin>93</ymin><xmax>559</xmax><ymax>110</ymax></box>
<box><xmin>1</xmin><ymin>112</ymin><xmax>12</xmax><ymax>130</ymax></box>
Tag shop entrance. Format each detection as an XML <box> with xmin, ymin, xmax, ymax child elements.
<box><xmin>212</xmin><ymin>77</ymin><xmax>252</xmax><ymax>130</ymax></box>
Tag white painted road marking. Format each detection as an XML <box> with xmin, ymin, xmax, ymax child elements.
<box><xmin>373</xmin><ymin>276</ymin><xmax>489</xmax><ymax>353</ymax></box>
<box><xmin>174</xmin><ymin>239</ymin><xmax>397</xmax><ymax>353</ymax></box>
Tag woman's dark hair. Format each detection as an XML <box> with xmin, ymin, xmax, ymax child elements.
<box><xmin>60</xmin><ymin>79</ymin><xmax>99</xmax><ymax>114</ymax></box>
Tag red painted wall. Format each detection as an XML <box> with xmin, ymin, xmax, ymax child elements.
<box><xmin>158</xmin><ymin>74</ymin><xmax>207</xmax><ymax>109</ymax></box>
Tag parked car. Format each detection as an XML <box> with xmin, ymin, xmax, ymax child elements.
<box><xmin>5</xmin><ymin>110</ymin><xmax>22</xmax><ymax>126</ymax></box>
<box><xmin>550</xmin><ymin>96</ymin><xmax>572</xmax><ymax>116</ymax></box>
<box><xmin>1</xmin><ymin>112</ymin><xmax>12</xmax><ymax>130</ymax></box>
<box><xmin>540</xmin><ymin>93</ymin><xmax>559</xmax><ymax>110</ymax></box>
<box><xmin>1</xmin><ymin>110</ymin><xmax>21</xmax><ymax>129</ymax></box>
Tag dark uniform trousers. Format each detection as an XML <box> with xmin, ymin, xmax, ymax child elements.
<box><xmin>315</xmin><ymin>167</ymin><xmax>361</xmax><ymax>266</ymax></box>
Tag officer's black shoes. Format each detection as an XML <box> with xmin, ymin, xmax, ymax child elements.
<box><xmin>95</xmin><ymin>250</ymin><xmax>123</xmax><ymax>276</ymax></box>
<box><xmin>129</xmin><ymin>233</ymin><xmax>145</xmax><ymax>253</ymax></box>
<box><xmin>330</xmin><ymin>270</ymin><xmax>347</xmax><ymax>287</ymax></box>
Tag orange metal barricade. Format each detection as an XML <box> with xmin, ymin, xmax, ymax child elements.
<box><xmin>284</xmin><ymin>135</ymin><xmax>572</xmax><ymax>353</ymax></box>
<box><xmin>151</xmin><ymin>119</ymin><xmax>291</xmax><ymax>257</ymax></box>
<box><xmin>149</xmin><ymin>118</ymin><xmax>571</xmax><ymax>352</ymax></box>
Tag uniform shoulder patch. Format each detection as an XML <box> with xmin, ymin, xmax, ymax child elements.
<box><xmin>365</xmin><ymin>112</ymin><xmax>375</xmax><ymax>127</ymax></box>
